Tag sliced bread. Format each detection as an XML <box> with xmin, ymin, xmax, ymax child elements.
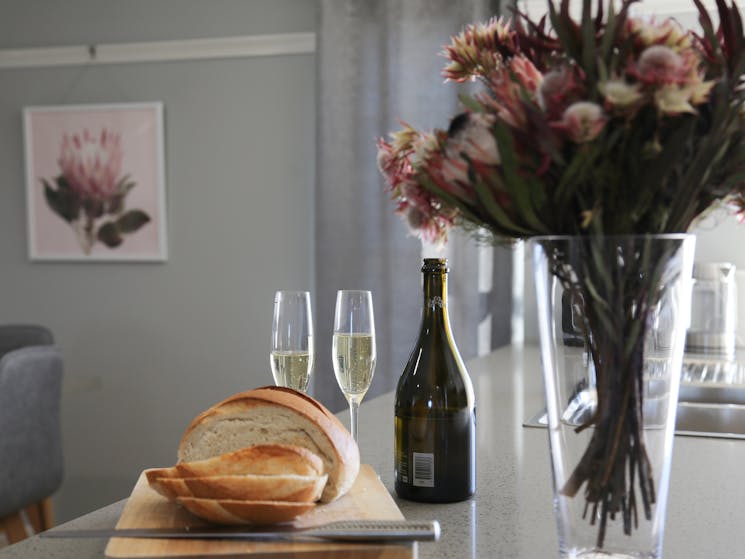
<box><xmin>178</xmin><ymin>386</ymin><xmax>360</xmax><ymax>502</ymax></box>
<box><xmin>152</xmin><ymin>473</ymin><xmax>327</xmax><ymax>502</ymax></box>
<box><xmin>177</xmin><ymin>497</ymin><xmax>316</xmax><ymax>525</ymax></box>
<box><xmin>146</xmin><ymin>444</ymin><xmax>324</xmax><ymax>484</ymax></box>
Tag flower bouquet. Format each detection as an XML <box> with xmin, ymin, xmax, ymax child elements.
<box><xmin>377</xmin><ymin>0</ymin><xmax>745</xmax><ymax>554</ymax></box>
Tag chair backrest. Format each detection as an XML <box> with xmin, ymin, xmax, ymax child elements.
<box><xmin>0</xmin><ymin>327</ymin><xmax>63</xmax><ymax>519</ymax></box>
<box><xmin>0</xmin><ymin>324</ymin><xmax>54</xmax><ymax>357</ymax></box>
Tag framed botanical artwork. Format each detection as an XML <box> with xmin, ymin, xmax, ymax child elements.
<box><xmin>23</xmin><ymin>102</ymin><xmax>167</xmax><ymax>261</ymax></box>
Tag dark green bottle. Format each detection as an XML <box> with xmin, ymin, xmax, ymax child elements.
<box><xmin>394</xmin><ymin>258</ymin><xmax>476</xmax><ymax>502</ymax></box>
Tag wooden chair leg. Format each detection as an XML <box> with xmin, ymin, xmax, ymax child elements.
<box><xmin>24</xmin><ymin>503</ymin><xmax>43</xmax><ymax>533</ymax></box>
<box><xmin>0</xmin><ymin>511</ymin><xmax>28</xmax><ymax>544</ymax></box>
<box><xmin>40</xmin><ymin>497</ymin><xmax>54</xmax><ymax>531</ymax></box>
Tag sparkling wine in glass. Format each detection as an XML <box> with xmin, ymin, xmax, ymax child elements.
<box><xmin>332</xmin><ymin>290</ymin><xmax>376</xmax><ymax>442</ymax></box>
<box><xmin>271</xmin><ymin>290</ymin><xmax>314</xmax><ymax>392</ymax></box>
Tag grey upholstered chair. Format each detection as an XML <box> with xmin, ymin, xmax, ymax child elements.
<box><xmin>0</xmin><ymin>325</ymin><xmax>63</xmax><ymax>544</ymax></box>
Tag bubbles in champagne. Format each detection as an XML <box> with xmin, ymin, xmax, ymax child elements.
<box><xmin>270</xmin><ymin>349</ymin><xmax>313</xmax><ymax>392</ymax></box>
<box><xmin>332</xmin><ymin>333</ymin><xmax>376</xmax><ymax>402</ymax></box>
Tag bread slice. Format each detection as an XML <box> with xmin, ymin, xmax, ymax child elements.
<box><xmin>152</xmin><ymin>473</ymin><xmax>327</xmax><ymax>502</ymax></box>
<box><xmin>178</xmin><ymin>386</ymin><xmax>359</xmax><ymax>502</ymax></box>
<box><xmin>177</xmin><ymin>496</ymin><xmax>316</xmax><ymax>525</ymax></box>
<box><xmin>146</xmin><ymin>444</ymin><xmax>324</xmax><ymax>488</ymax></box>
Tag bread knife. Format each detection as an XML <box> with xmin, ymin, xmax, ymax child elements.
<box><xmin>42</xmin><ymin>519</ymin><xmax>440</xmax><ymax>543</ymax></box>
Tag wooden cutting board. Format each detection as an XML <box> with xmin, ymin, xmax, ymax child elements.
<box><xmin>105</xmin><ymin>464</ymin><xmax>414</xmax><ymax>558</ymax></box>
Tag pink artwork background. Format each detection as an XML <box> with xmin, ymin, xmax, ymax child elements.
<box><xmin>25</xmin><ymin>104</ymin><xmax>166</xmax><ymax>259</ymax></box>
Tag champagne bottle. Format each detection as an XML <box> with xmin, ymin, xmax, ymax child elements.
<box><xmin>394</xmin><ymin>258</ymin><xmax>476</xmax><ymax>502</ymax></box>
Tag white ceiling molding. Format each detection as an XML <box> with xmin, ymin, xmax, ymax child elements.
<box><xmin>0</xmin><ymin>32</ymin><xmax>316</xmax><ymax>70</ymax></box>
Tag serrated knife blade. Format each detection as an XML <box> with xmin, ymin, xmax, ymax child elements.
<box><xmin>41</xmin><ymin>519</ymin><xmax>440</xmax><ymax>543</ymax></box>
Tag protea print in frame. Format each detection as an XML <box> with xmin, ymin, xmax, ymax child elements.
<box><xmin>23</xmin><ymin>103</ymin><xmax>167</xmax><ymax>261</ymax></box>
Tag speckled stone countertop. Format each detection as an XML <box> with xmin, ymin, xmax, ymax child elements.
<box><xmin>3</xmin><ymin>345</ymin><xmax>744</xmax><ymax>558</ymax></box>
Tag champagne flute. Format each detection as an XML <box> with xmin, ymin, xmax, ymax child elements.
<box><xmin>270</xmin><ymin>290</ymin><xmax>314</xmax><ymax>392</ymax></box>
<box><xmin>332</xmin><ymin>290</ymin><xmax>376</xmax><ymax>443</ymax></box>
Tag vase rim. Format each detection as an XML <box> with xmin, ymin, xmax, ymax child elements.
<box><xmin>530</xmin><ymin>233</ymin><xmax>693</xmax><ymax>242</ymax></box>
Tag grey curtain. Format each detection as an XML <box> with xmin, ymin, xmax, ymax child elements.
<box><xmin>315</xmin><ymin>0</ymin><xmax>512</xmax><ymax>412</ymax></box>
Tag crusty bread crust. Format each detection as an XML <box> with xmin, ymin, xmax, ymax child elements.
<box><xmin>147</xmin><ymin>445</ymin><xmax>323</xmax><ymax>483</ymax></box>
<box><xmin>152</xmin><ymin>473</ymin><xmax>327</xmax><ymax>502</ymax></box>
<box><xmin>178</xmin><ymin>497</ymin><xmax>316</xmax><ymax>525</ymax></box>
<box><xmin>178</xmin><ymin>387</ymin><xmax>360</xmax><ymax>502</ymax></box>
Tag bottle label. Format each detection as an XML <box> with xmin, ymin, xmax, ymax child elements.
<box><xmin>412</xmin><ymin>452</ymin><xmax>435</xmax><ymax>487</ymax></box>
<box><xmin>398</xmin><ymin>449</ymin><xmax>409</xmax><ymax>483</ymax></box>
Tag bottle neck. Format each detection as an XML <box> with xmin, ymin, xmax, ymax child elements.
<box><xmin>422</xmin><ymin>271</ymin><xmax>449</xmax><ymax>324</ymax></box>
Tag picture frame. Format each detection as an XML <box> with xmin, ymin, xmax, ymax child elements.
<box><xmin>23</xmin><ymin>102</ymin><xmax>168</xmax><ymax>261</ymax></box>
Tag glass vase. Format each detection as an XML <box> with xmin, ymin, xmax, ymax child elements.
<box><xmin>532</xmin><ymin>235</ymin><xmax>695</xmax><ymax>559</ymax></box>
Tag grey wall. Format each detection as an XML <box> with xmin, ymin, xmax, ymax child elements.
<box><xmin>0</xmin><ymin>0</ymin><xmax>318</xmax><ymax>521</ymax></box>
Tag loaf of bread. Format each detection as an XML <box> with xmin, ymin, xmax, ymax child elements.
<box><xmin>178</xmin><ymin>386</ymin><xmax>360</xmax><ymax>503</ymax></box>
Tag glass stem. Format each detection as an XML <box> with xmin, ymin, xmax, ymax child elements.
<box><xmin>349</xmin><ymin>399</ymin><xmax>360</xmax><ymax>443</ymax></box>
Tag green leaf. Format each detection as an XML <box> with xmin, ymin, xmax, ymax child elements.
<box><xmin>581</xmin><ymin>0</ymin><xmax>597</xmax><ymax>88</ymax></box>
<box><xmin>42</xmin><ymin>179</ymin><xmax>80</xmax><ymax>222</ymax></box>
<box><xmin>635</xmin><ymin>118</ymin><xmax>696</xmax><ymax>215</ymax></box>
<box><xmin>83</xmin><ymin>198</ymin><xmax>104</xmax><ymax>219</ymax></box>
<box><xmin>600</xmin><ymin>1</ymin><xmax>617</xmax><ymax>62</ymax></box>
<box><xmin>116</xmin><ymin>209</ymin><xmax>150</xmax><ymax>233</ymax></box>
<box><xmin>472</xmin><ymin>178</ymin><xmax>533</xmax><ymax>235</ymax></box>
<box><xmin>549</xmin><ymin>0</ymin><xmax>580</xmax><ymax>63</ymax></box>
<box><xmin>553</xmin><ymin>142</ymin><xmax>603</xmax><ymax>207</ymax></box>
<box><xmin>418</xmin><ymin>173</ymin><xmax>525</xmax><ymax>236</ymax></box>
<box><xmin>694</xmin><ymin>0</ymin><xmax>725</xmax><ymax>68</ymax></box>
<box><xmin>491</xmin><ymin>123</ymin><xmax>548</xmax><ymax>233</ymax></box>
<box><xmin>55</xmin><ymin>174</ymin><xmax>74</xmax><ymax>191</ymax></box>
<box><xmin>106</xmin><ymin>194</ymin><xmax>125</xmax><ymax>215</ymax></box>
<box><xmin>97</xmin><ymin>222</ymin><xmax>123</xmax><ymax>248</ymax></box>
<box><xmin>107</xmin><ymin>177</ymin><xmax>138</xmax><ymax>215</ymax></box>
<box><xmin>116</xmin><ymin>175</ymin><xmax>137</xmax><ymax>195</ymax></box>
<box><xmin>417</xmin><ymin>174</ymin><xmax>494</xmax><ymax>231</ymax></box>
<box><xmin>457</xmin><ymin>94</ymin><xmax>486</xmax><ymax>114</ymax></box>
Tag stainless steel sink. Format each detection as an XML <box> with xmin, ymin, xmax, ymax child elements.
<box><xmin>525</xmin><ymin>401</ymin><xmax>745</xmax><ymax>439</ymax></box>
<box><xmin>675</xmin><ymin>401</ymin><xmax>745</xmax><ymax>438</ymax></box>
<box><xmin>524</xmin><ymin>357</ymin><xmax>745</xmax><ymax>440</ymax></box>
<box><xmin>673</xmin><ymin>358</ymin><xmax>745</xmax><ymax>438</ymax></box>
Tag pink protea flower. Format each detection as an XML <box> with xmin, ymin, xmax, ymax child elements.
<box><xmin>439</xmin><ymin>153</ymin><xmax>470</xmax><ymax>185</ymax></box>
<box><xmin>556</xmin><ymin>102</ymin><xmax>607</xmax><ymax>143</ymax></box>
<box><xmin>377</xmin><ymin>130</ymin><xmax>457</xmax><ymax>245</ymax></box>
<box><xmin>377</xmin><ymin>125</ymin><xmax>441</xmax><ymax>196</ymax></box>
<box><xmin>445</xmin><ymin>112</ymin><xmax>500</xmax><ymax>166</ymax></box>
<box><xmin>598</xmin><ymin>78</ymin><xmax>643</xmax><ymax>109</ymax></box>
<box><xmin>538</xmin><ymin>67</ymin><xmax>585</xmax><ymax>121</ymax></box>
<box><xmin>626</xmin><ymin>44</ymin><xmax>712</xmax><ymax>114</ymax></box>
<box><xmin>395</xmin><ymin>180</ymin><xmax>457</xmax><ymax>245</ymax></box>
<box><xmin>631</xmin><ymin>45</ymin><xmax>689</xmax><ymax>85</ymax></box>
<box><xmin>480</xmin><ymin>67</ymin><xmax>526</xmax><ymax>127</ymax></box>
<box><xmin>377</xmin><ymin>137</ymin><xmax>409</xmax><ymax>191</ymax></box>
<box><xmin>58</xmin><ymin>128</ymin><xmax>123</xmax><ymax>200</ymax></box>
<box><xmin>654</xmin><ymin>84</ymin><xmax>698</xmax><ymax>114</ymax></box>
<box><xmin>625</xmin><ymin>16</ymin><xmax>693</xmax><ymax>52</ymax></box>
<box><xmin>510</xmin><ymin>55</ymin><xmax>543</xmax><ymax>94</ymax></box>
<box><xmin>442</xmin><ymin>16</ymin><xmax>515</xmax><ymax>82</ymax></box>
